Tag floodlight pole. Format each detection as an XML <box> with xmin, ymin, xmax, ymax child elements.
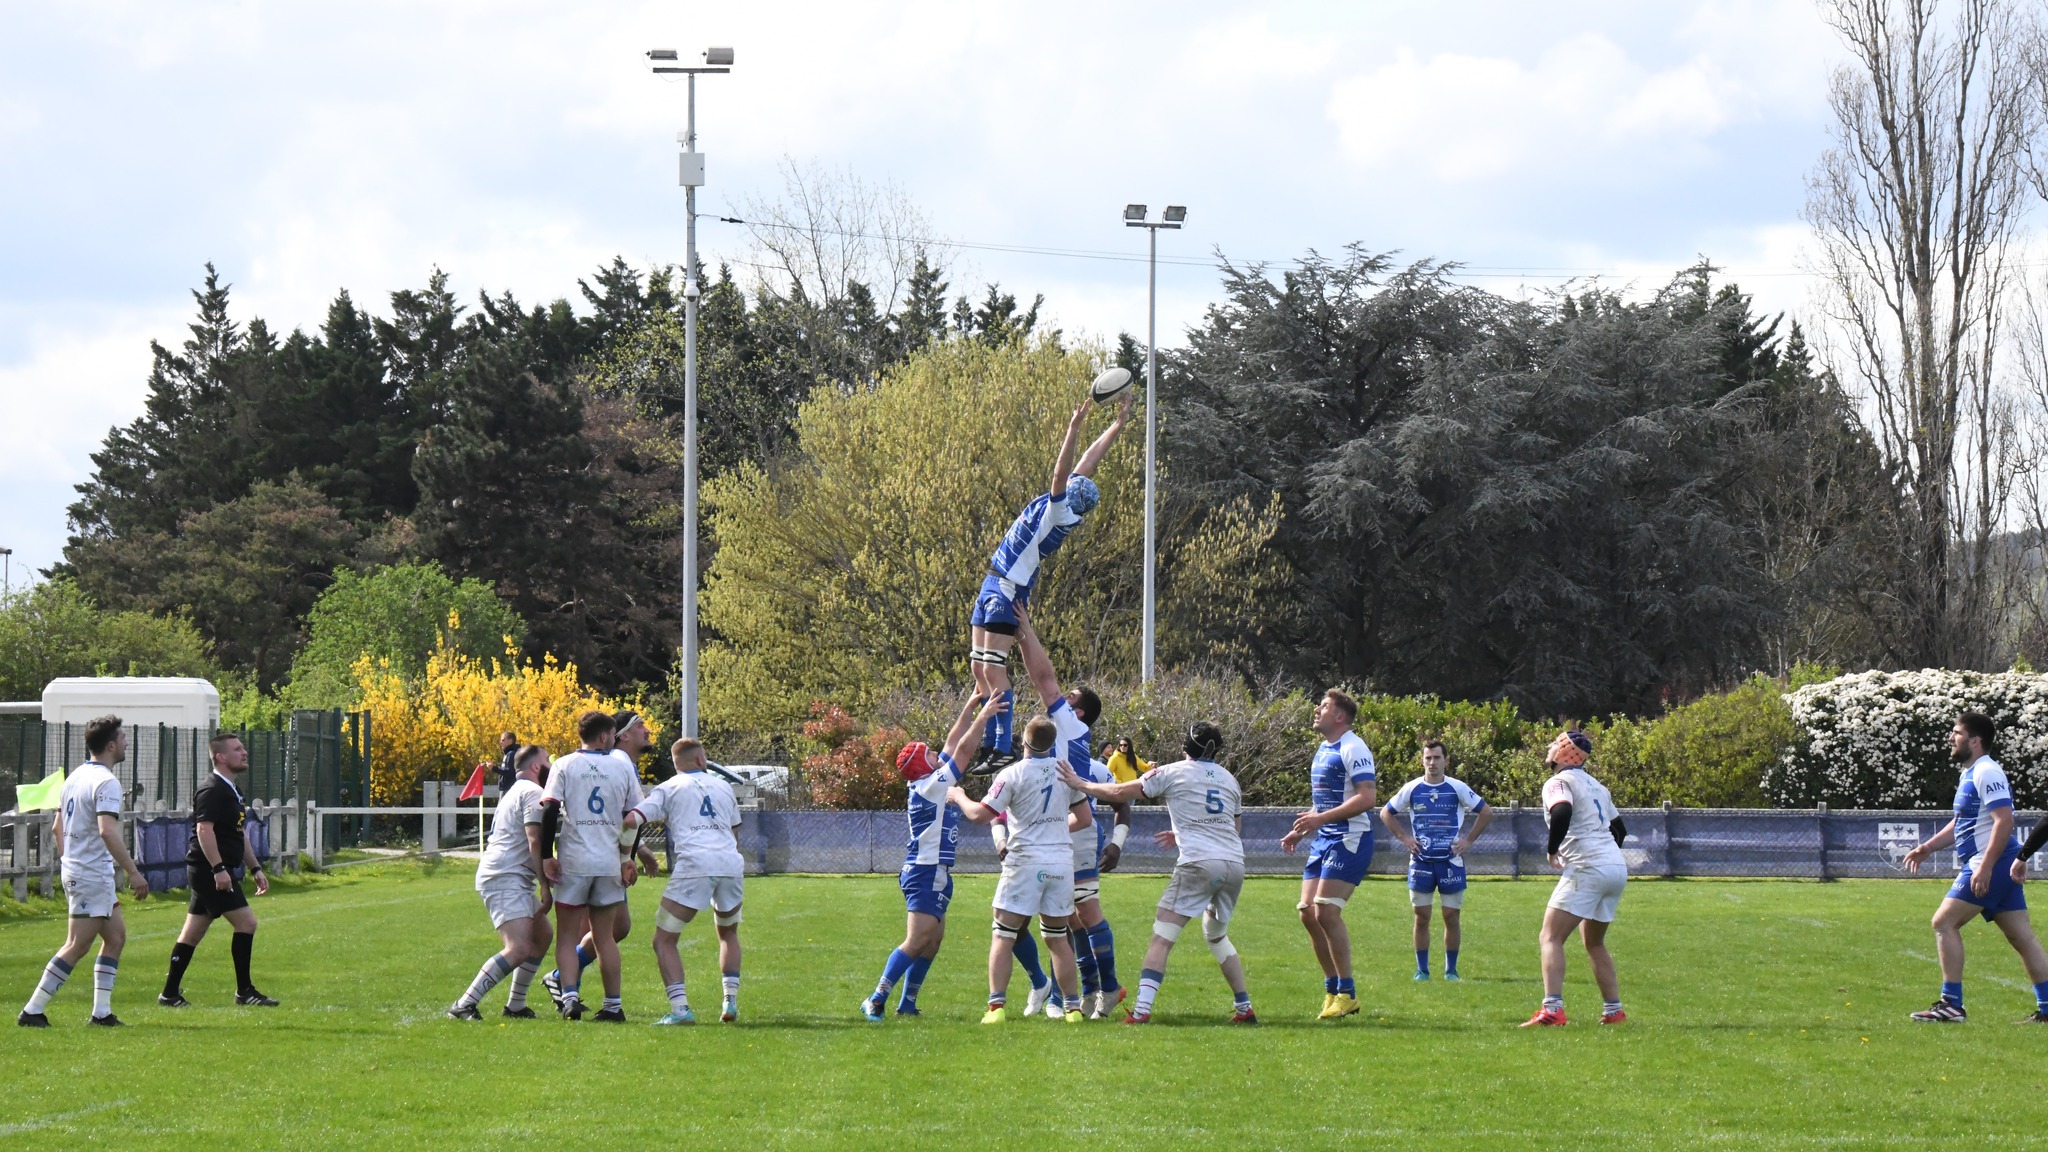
<box><xmin>1124</xmin><ymin>206</ymin><xmax>1182</xmax><ymax>684</ymax></box>
<box><xmin>651</xmin><ymin>48</ymin><xmax>732</xmax><ymax>739</ymax></box>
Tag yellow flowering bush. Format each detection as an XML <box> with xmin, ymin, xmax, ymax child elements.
<box><xmin>356</xmin><ymin>613</ymin><xmax>657</xmax><ymax>804</ymax></box>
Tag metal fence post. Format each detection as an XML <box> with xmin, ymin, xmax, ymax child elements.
<box><xmin>1816</xmin><ymin>802</ymin><xmax>1831</xmax><ymax>881</ymax></box>
<box><xmin>1662</xmin><ymin>801</ymin><xmax>1675</xmax><ymax>878</ymax></box>
<box><xmin>1509</xmin><ymin>801</ymin><xmax>1522</xmax><ymax>879</ymax></box>
<box><xmin>11</xmin><ymin>816</ymin><xmax>25</xmax><ymax>901</ymax></box>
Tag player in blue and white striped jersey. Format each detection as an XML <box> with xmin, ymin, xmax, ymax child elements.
<box><xmin>1903</xmin><ymin>712</ymin><xmax>2048</xmax><ymax>1023</ymax></box>
<box><xmin>1380</xmin><ymin>740</ymin><xmax>1492</xmax><ymax>981</ymax></box>
<box><xmin>861</xmin><ymin>691</ymin><xmax>1007</xmax><ymax>1021</ymax></box>
<box><xmin>1280</xmin><ymin>689</ymin><xmax>1377</xmax><ymax>1020</ymax></box>
<box><xmin>966</xmin><ymin>396</ymin><xmax>1132</xmax><ymax>772</ymax></box>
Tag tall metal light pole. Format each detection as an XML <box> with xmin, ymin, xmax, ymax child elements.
<box><xmin>0</xmin><ymin>547</ymin><xmax>11</xmax><ymax>596</ymax></box>
<box><xmin>1123</xmin><ymin>204</ymin><xmax>1185</xmax><ymax>683</ymax></box>
<box><xmin>649</xmin><ymin>46</ymin><xmax>733</xmax><ymax>738</ymax></box>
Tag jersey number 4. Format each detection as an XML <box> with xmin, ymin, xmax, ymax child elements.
<box><xmin>699</xmin><ymin>796</ymin><xmax>718</xmax><ymax>818</ymax></box>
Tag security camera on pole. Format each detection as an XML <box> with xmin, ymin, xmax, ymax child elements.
<box><xmin>1121</xmin><ymin>204</ymin><xmax>1185</xmax><ymax>684</ymax></box>
<box><xmin>647</xmin><ymin>46</ymin><xmax>733</xmax><ymax>738</ymax></box>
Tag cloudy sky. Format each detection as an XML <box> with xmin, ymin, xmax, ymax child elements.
<box><xmin>0</xmin><ymin>0</ymin><xmax>1844</xmax><ymax>580</ymax></box>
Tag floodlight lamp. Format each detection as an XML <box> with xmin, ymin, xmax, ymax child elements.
<box><xmin>647</xmin><ymin>49</ymin><xmax>679</xmax><ymax>61</ymax></box>
<box><xmin>1123</xmin><ymin>204</ymin><xmax>1147</xmax><ymax>222</ymax></box>
<box><xmin>705</xmin><ymin>46</ymin><xmax>735</xmax><ymax>66</ymax></box>
<box><xmin>1163</xmin><ymin>205</ymin><xmax>1186</xmax><ymax>223</ymax></box>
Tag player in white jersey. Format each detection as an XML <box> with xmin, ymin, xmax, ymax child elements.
<box><xmin>1380</xmin><ymin>739</ymin><xmax>1492</xmax><ymax>981</ymax></box>
<box><xmin>448</xmin><ymin>744</ymin><xmax>553</xmax><ymax>1020</ymax></box>
<box><xmin>1904</xmin><ymin>712</ymin><xmax>2048</xmax><ymax>1022</ymax></box>
<box><xmin>949</xmin><ymin>715</ymin><xmax>1092</xmax><ymax>1023</ymax></box>
<box><xmin>19</xmin><ymin>715</ymin><xmax>149</xmax><ymax>1027</ymax></box>
<box><xmin>625</xmin><ymin>737</ymin><xmax>746</xmax><ymax>1025</ymax></box>
<box><xmin>863</xmin><ymin>691</ymin><xmax>1005</xmax><ymax>1021</ymax></box>
<box><xmin>1012</xmin><ymin>613</ymin><xmax>1126</xmax><ymax>1017</ymax></box>
<box><xmin>1059</xmin><ymin>722</ymin><xmax>1257</xmax><ymax>1024</ymax></box>
<box><xmin>537</xmin><ymin>710</ymin><xmax>643</xmax><ymax>1021</ymax></box>
<box><xmin>967</xmin><ymin>397</ymin><xmax>1131</xmax><ymax>772</ymax></box>
<box><xmin>545</xmin><ymin>710</ymin><xmax>661</xmax><ymax>1011</ymax></box>
<box><xmin>1280</xmin><ymin>689</ymin><xmax>1377</xmax><ymax>1020</ymax></box>
<box><xmin>1522</xmin><ymin>730</ymin><xmax>1628</xmax><ymax>1027</ymax></box>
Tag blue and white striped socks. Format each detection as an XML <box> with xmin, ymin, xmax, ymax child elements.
<box><xmin>23</xmin><ymin>955</ymin><xmax>73</xmax><ymax>1014</ymax></box>
<box><xmin>458</xmin><ymin>954</ymin><xmax>515</xmax><ymax>1009</ymax></box>
<box><xmin>92</xmin><ymin>956</ymin><xmax>119</xmax><ymax>1018</ymax></box>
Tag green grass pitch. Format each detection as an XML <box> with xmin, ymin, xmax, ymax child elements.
<box><xmin>4</xmin><ymin>864</ymin><xmax>2048</xmax><ymax>1149</ymax></box>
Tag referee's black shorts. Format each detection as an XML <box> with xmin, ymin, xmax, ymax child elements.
<box><xmin>187</xmin><ymin>866</ymin><xmax>251</xmax><ymax>918</ymax></box>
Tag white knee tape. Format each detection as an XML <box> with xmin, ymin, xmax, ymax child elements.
<box><xmin>1040</xmin><ymin>923</ymin><xmax>1069</xmax><ymax>940</ymax></box>
<box><xmin>1207</xmin><ymin>935</ymin><xmax>1237</xmax><ymax>963</ymax></box>
<box><xmin>1296</xmin><ymin>900</ymin><xmax>1312</xmax><ymax>912</ymax></box>
<box><xmin>1314</xmin><ymin>895</ymin><xmax>1348</xmax><ymax>909</ymax></box>
<box><xmin>714</xmin><ymin>907</ymin><xmax>742</xmax><ymax>927</ymax></box>
<box><xmin>655</xmin><ymin>908</ymin><xmax>689</xmax><ymax>934</ymax></box>
<box><xmin>1152</xmin><ymin>919</ymin><xmax>1183</xmax><ymax>943</ymax></box>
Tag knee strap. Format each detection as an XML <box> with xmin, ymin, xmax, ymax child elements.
<box><xmin>970</xmin><ymin>647</ymin><xmax>1008</xmax><ymax>666</ymax></box>
<box><xmin>1152</xmin><ymin>919</ymin><xmax>1183</xmax><ymax>943</ymax></box>
<box><xmin>1041</xmin><ymin>924</ymin><xmax>1068</xmax><ymax>940</ymax></box>
<box><xmin>654</xmin><ymin>908</ymin><xmax>689</xmax><ymax>934</ymax></box>
<box><xmin>993</xmin><ymin>918</ymin><xmax>1020</xmax><ymax>940</ymax></box>
<box><xmin>1207</xmin><ymin>935</ymin><xmax>1237</xmax><ymax>963</ymax></box>
<box><xmin>1296</xmin><ymin>900</ymin><xmax>1312</xmax><ymax>912</ymax></box>
<box><xmin>714</xmin><ymin>907</ymin><xmax>742</xmax><ymax>927</ymax></box>
<box><xmin>1314</xmin><ymin>895</ymin><xmax>1348</xmax><ymax>909</ymax></box>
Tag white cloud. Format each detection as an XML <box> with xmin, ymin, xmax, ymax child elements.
<box><xmin>1326</xmin><ymin>34</ymin><xmax>1748</xmax><ymax>184</ymax></box>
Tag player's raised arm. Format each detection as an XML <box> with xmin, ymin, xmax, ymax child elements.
<box><xmin>1013</xmin><ymin>615</ymin><xmax>1062</xmax><ymax>710</ymax></box>
<box><xmin>1071</xmin><ymin>394</ymin><xmax>1133</xmax><ymax>479</ymax></box>
<box><xmin>1056</xmin><ymin>759</ymin><xmax>1145</xmax><ymax>805</ymax></box>
<box><xmin>943</xmin><ymin>692</ymin><xmax>1001</xmax><ymax>766</ymax></box>
<box><xmin>1048</xmin><ymin>403</ymin><xmax>1088</xmax><ymax>497</ymax></box>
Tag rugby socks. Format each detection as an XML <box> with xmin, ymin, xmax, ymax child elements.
<box><xmin>1543</xmin><ymin>994</ymin><xmax>1564</xmax><ymax>1013</ymax></box>
<box><xmin>2034</xmin><ymin>981</ymin><xmax>2048</xmax><ymax>1013</ymax></box>
<box><xmin>667</xmin><ymin>981</ymin><xmax>689</xmax><ymax>1014</ymax></box>
<box><xmin>1012</xmin><ymin>929</ymin><xmax>1048</xmax><ymax>988</ymax></box>
<box><xmin>1446</xmin><ymin>949</ymin><xmax>1460</xmax><ymax>977</ymax></box>
<box><xmin>1324</xmin><ymin>975</ymin><xmax>1339</xmax><ymax>996</ymax></box>
<box><xmin>1088</xmin><ymin>921</ymin><xmax>1119</xmax><ymax>991</ymax></box>
<box><xmin>458</xmin><ymin>955</ymin><xmax>515</xmax><ymax>1009</ymax></box>
<box><xmin>901</xmin><ymin>955</ymin><xmax>933</xmax><ymax>1010</ymax></box>
<box><xmin>1603</xmin><ymin>999</ymin><xmax>1624</xmax><ymax>1016</ymax></box>
<box><xmin>721</xmin><ymin>972</ymin><xmax>740</xmax><ymax>1013</ymax></box>
<box><xmin>1234</xmin><ymin>989</ymin><xmax>1252</xmax><ymax>1013</ymax></box>
<box><xmin>91</xmin><ymin>956</ymin><xmax>118</xmax><ymax>1018</ymax></box>
<box><xmin>1415</xmin><ymin>949</ymin><xmax>1429</xmax><ymax>977</ymax></box>
<box><xmin>1075</xmin><ymin>926</ymin><xmax>1100</xmax><ymax>996</ymax></box>
<box><xmin>1135</xmin><ymin>968</ymin><xmax>1164</xmax><ymax>1016</ymax></box>
<box><xmin>230</xmin><ymin>932</ymin><xmax>256</xmax><ymax>994</ymax></box>
<box><xmin>875</xmin><ymin>948</ymin><xmax>915</xmax><ymax>997</ymax></box>
<box><xmin>1337</xmin><ymin>976</ymin><xmax>1355</xmax><ymax>998</ymax></box>
<box><xmin>1942</xmin><ymin>981</ymin><xmax>1964</xmax><ymax>1008</ymax></box>
<box><xmin>577</xmin><ymin>942</ymin><xmax>597</xmax><ymax>972</ymax></box>
<box><xmin>987</xmin><ymin>689</ymin><xmax>1014</xmax><ymax>755</ymax></box>
<box><xmin>24</xmin><ymin>955</ymin><xmax>73</xmax><ymax>1014</ymax></box>
<box><xmin>163</xmin><ymin>942</ymin><xmax>195</xmax><ymax>999</ymax></box>
<box><xmin>505</xmin><ymin>960</ymin><xmax>539</xmax><ymax>1010</ymax></box>
<box><xmin>602</xmin><ymin>995</ymin><xmax>622</xmax><ymax>1013</ymax></box>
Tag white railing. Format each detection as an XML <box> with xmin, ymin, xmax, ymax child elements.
<box><xmin>0</xmin><ymin>801</ymin><xmax>299</xmax><ymax>901</ymax></box>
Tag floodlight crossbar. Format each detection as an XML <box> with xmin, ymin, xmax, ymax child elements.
<box><xmin>653</xmin><ymin>66</ymin><xmax>731</xmax><ymax>74</ymax></box>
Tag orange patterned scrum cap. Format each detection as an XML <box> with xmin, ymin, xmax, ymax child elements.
<box><xmin>1547</xmin><ymin>730</ymin><xmax>1592</xmax><ymax>768</ymax></box>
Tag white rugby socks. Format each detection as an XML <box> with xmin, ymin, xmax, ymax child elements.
<box><xmin>92</xmin><ymin>957</ymin><xmax>119</xmax><ymax>1018</ymax></box>
<box><xmin>24</xmin><ymin>955</ymin><xmax>73</xmax><ymax>1014</ymax></box>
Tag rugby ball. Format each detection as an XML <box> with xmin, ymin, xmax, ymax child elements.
<box><xmin>1089</xmin><ymin>367</ymin><xmax>1134</xmax><ymax>405</ymax></box>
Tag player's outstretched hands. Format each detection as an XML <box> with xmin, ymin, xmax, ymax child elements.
<box><xmin>1113</xmin><ymin>392</ymin><xmax>1135</xmax><ymax>427</ymax></box>
<box><xmin>1154</xmin><ymin>829</ymin><xmax>1178</xmax><ymax>851</ymax></box>
<box><xmin>126</xmin><ymin>865</ymin><xmax>149</xmax><ymax>899</ymax></box>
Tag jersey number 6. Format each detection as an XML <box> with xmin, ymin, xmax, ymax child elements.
<box><xmin>587</xmin><ymin>788</ymin><xmax>606</xmax><ymax>815</ymax></box>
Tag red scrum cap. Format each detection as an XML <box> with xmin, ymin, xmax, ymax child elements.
<box><xmin>897</xmin><ymin>742</ymin><xmax>935</xmax><ymax>781</ymax></box>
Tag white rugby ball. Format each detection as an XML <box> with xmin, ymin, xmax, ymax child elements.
<box><xmin>1090</xmin><ymin>367</ymin><xmax>1134</xmax><ymax>404</ymax></box>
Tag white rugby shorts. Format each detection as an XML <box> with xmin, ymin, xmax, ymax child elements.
<box><xmin>478</xmin><ymin>878</ymin><xmax>540</xmax><ymax>927</ymax></box>
<box><xmin>1159</xmin><ymin>859</ymin><xmax>1244</xmax><ymax>924</ymax></box>
<box><xmin>1548</xmin><ymin>861</ymin><xmax>1626</xmax><ymax>923</ymax></box>
<box><xmin>993</xmin><ymin>862</ymin><xmax>1076</xmax><ymax>919</ymax></box>
<box><xmin>62</xmin><ymin>863</ymin><xmax>117</xmax><ymax>919</ymax></box>
<box><xmin>661</xmin><ymin>873</ymin><xmax>744</xmax><ymax>915</ymax></box>
<box><xmin>552</xmin><ymin>873</ymin><xmax>626</xmax><ymax>909</ymax></box>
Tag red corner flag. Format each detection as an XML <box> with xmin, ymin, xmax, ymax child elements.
<box><xmin>458</xmin><ymin>762</ymin><xmax>489</xmax><ymax>803</ymax></box>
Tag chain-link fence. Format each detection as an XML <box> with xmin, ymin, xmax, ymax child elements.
<box><xmin>717</xmin><ymin>805</ymin><xmax>2014</xmax><ymax>878</ymax></box>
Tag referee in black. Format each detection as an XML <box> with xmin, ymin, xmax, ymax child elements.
<box><xmin>159</xmin><ymin>732</ymin><xmax>278</xmax><ymax>1007</ymax></box>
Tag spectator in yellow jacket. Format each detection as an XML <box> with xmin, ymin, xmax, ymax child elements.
<box><xmin>1105</xmin><ymin>738</ymin><xmax>1152</xmax><ymax>783</ymax></box>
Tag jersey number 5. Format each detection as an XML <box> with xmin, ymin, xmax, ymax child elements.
<box><xmin>1205</xmin><ymin>788</ymin><xmax>1225</xmax><ymax>814</ymax></box>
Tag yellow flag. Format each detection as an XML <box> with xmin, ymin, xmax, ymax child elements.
<box><xmin>15</xmin><ymin>769</ymin><xmax>64</xmax><ymax>812</ymax></box>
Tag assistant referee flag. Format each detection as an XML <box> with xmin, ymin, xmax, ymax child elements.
<box><xmin>16</xmin><ymin>769</ymin><xmax>64</xmax><ymax>811</ymax></box>
<box><xmin>457</xmin><ymin>762</ymin><xmax>488</xmax><ymax>803</ymax></box>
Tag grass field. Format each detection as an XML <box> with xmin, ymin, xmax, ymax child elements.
<box><xmin>3</xmin><ymin>864</ymin><xmax>2048</xmax><ymax>1150</ymax></box>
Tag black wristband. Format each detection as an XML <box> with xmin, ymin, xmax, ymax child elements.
<box><xmin>212</xmin><ymin>862</ymin><xmax>230</xmax><ymax>874</ymax></box>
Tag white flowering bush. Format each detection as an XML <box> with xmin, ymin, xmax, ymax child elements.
<box><xmin>1767</xmin><ymin>669</ymin><xmax>2048</xmax><ymax>808</ymax></box>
